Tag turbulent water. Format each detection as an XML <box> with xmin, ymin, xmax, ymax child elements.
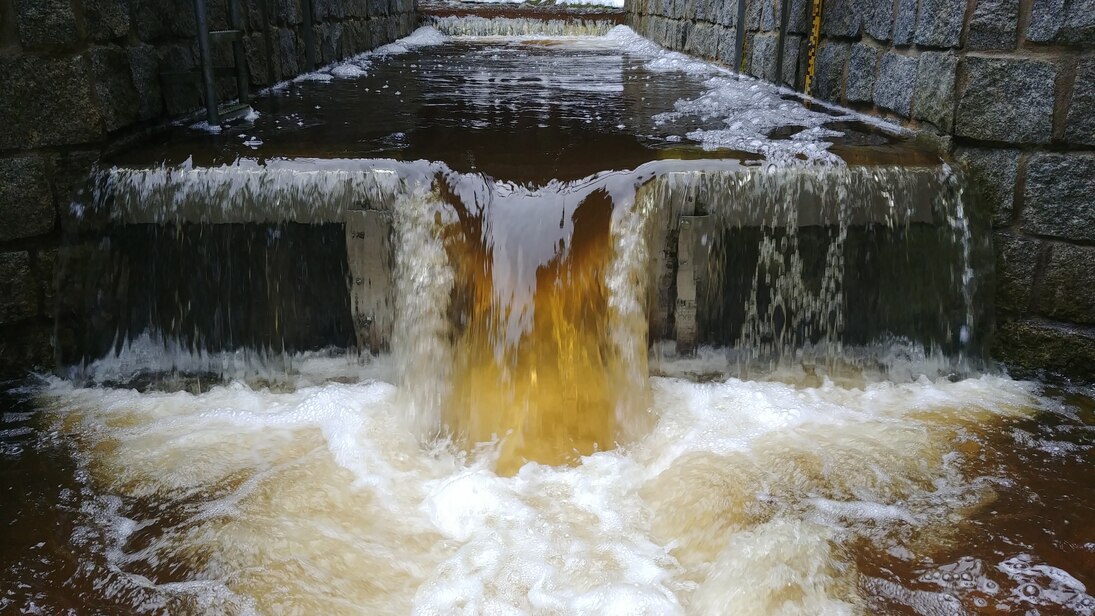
<box><xmin>3</xmin><ymin>27</ymin><xmax>1094</xmax><ymax>616</ymax></box>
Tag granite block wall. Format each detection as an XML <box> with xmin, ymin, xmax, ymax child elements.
<box><xmin>0</xmin><ymin>0</ymin><xmax>417</xmax><ymax>379</ymax></box>
<box><xmin>625</xmin><ymin>0</ymin><xmax>1095</xmax><ymax>381</ymax></box>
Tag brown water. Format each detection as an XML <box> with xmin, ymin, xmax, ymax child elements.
<box><xmin>4</xmin><ymin>28</ymin><xmax>1093</xmax><ymax>615</ymax></box>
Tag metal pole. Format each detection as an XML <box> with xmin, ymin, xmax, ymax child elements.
<box><xmin>774</xmin><ymin>0</ymin><xmax>791</xmax><ymax>85</ymax></box>
<box><xmin>734</xmin><ymin>0</ymin><xmax>747</xmax><ymax>73</ymax></box>
<box><xmin>193</xmin><ymin>0</ymin><xmax>219</xmax><ymax>124</ymax></box>
<box><xmin>228</xmin><ymin>0</ymin><xmax>251</xmax><ymax>102</ymax></box>
<box><xmin>301</xmin><ymin>0</ymin><xmax>317</xmax><ymax>71</ymax></box>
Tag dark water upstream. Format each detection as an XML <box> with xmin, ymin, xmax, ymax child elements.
<box><xmin>3</xmin><ymin>27</ymin><xmax>1094</xmax><ymax>615</ymax></box>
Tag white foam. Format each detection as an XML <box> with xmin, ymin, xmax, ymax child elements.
<box><xmin>33</xmin><ymin>365</ymin><xmax>1051</xmax><ymax>614</ymax></box>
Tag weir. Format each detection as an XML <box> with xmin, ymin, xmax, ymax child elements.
<box><xmin>63</xmin><ymin>155</ymin><xmax>984</xmax><ymax>472</ymax></box>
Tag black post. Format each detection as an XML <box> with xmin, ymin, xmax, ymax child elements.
<box><xmin>301</xmin><ymin>0</ymin><xmax>317</xmax><ymax>71</ymax></box>
<box><xmin>228</xmin><ymin>0</ymin><xmax>251</xmax><ymax>103</ymax></box>
<box><xmin>774</xmin><ymin>0</ymin><xmax>791</xmax><ymax>85</ymax></box>
<box><xmin>193</xmin><ymin>0</ymin><xmax>219</xmax><ymax>124</ymax></box>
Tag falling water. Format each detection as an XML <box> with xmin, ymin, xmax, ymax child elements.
<box><xmin>4</xmin><ymin>30</ymin><xmax>1092</xmax><ymax>616</ymax></box>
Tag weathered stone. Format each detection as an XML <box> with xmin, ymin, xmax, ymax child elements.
<box><xmin>995</xmin><ymin>318</ymin><xmax>1095</xmax><ymax>381</ymax></box>
<box><xmin>83</xmin><ymin>0</ymin><xmax>130</xmax><ymax>41</ymax></box>
<box><xmin>914</xmin><ymin>0</ymin><xmax>964</xmax><ymax>47</ymax></box>
<box><xmin>956</xmin><ymin>57</ymin><xmax>1056</xmax><ymax>144</ymax></box>
<box><xmin>0</xmin><ymin>156</ymin><xmax>55</xmax><ymax>242</ymax></box>
<box><xmin>279</xmin><ymin>27</ymin><xmax>299</xmax><ymax>79</ymax></box>
<box><xmin>278</xmin><ymin>0</ymin><xmax>301</xmax><ymax>24</ymax></box>
<box><xmin>715</xmin><ymin>0</ymin><xmax>737</xmax><ymax>26</ymax></box>
<box><xmin>0</xmin><ymin>55</ymin><xmax>102</xmax><ymax>150</ymax></box>
<box><xmin>812</xmin><ymin>41</ymin><xmax>848</xmax><ymax>101</ymax></box>
<box><xmin>133</xmin><ymin>0</ymin><xmax>197</xmax><ymax>40</ymax></box>
<box><xmin>845</xmin><ymin>42</ymin><xmax>879</xmax><ymax>103</ymax></box>
<box><xmin>715</xmin><ymin>26</ymin><xmax>739</xmax><ymax>65</ymax></box>
<box><xmin>1040</xmin><ymin>243</ymin><xmax>1095</xmax><ymax>323</ymax></box>
<box><xmin>967</xmin><ymin>0</ymin><xmax>1018</xmax><ymax>49</ymax></box>
<box><xmin>686</xmin><ymin>22</ymin><xmax>719</xmax><ymax>59</ymax></box>
<box><xmin>1028</xmin><ymin>0</ymin><xmax>1095</xmax><ymax>44</ymax></box>
<box><xmin>873</xmin><ymin>52</ymin><xmax>917</xmax><ymax>115</ymax></box>
<box><xmin>993</xmin><ymin>232</ymin><xmax>1039</xmax><ymax>317</ymax></box>
<box><xmin>787</xmin><ymin>0</ymin><xmax>809</xmax><ymax>34</ymax></box>
<box><xmin>892</xmin><ymin>0</ymin><xmax>917</xmax><ymax>45</ymax></box>
<box><xmin>745</xmin><ymin>0</ymin><xmax>761</xmax><ymax>29</ymax></box>
<box><xmin>863</xmin><ymin>0</ymin><xmax>894</xmax><ymax>41</ymax></box>
<box><xmin>1023</xmin><ymin>153</ymin><xmax>1095</xmax><ymax>241</ymax></box>
<box><xmin>15</xmin><ymin>0</ymin><xmax>78</xmax><ymax>48</ymax></box>
<box><xmin>750</xmin><ymin>33</ymin><xmax>778</xmax><ymax>82</ymax></box>
<box><xmin>0</xmin><ymin>252</ymin><xmax>37</xmax><ymax>324</ymax></box>
<box><xmin>1065</xmin><ymin>57</ymin><xmax>1095</xmax><ymax>146</ymax></box>
<box><xmin>912</xmin><ymin>51</ymin><xmax>956</xmax><ymax>131</ymax></box>
<box><xmin>90</xmin><ymin>46</ymin><xmax>140</xmax><ymax>133</ymax></box>
<box><xmin>821</xmin><ymin>0</ymin><xmax>861</xmax><ymax>38</ymax></box>
<box><xmin>760</xmin><ymin>0</ymin><xmax>776</xmax><ymax>30</ymax></box>
<box><xmin>780</xmin><ymin>34</ymin><xmax>801</xmax><ymax>86</ymax></box>
<box><xmin>127</xmin><ymin>44</ymin><xmax>164</xmax><ymax>121</ymax></box>
<box><xmin>956</xmin><ymin>148</ymin><xmax>1020</xmax><ymax>228</ymax></box>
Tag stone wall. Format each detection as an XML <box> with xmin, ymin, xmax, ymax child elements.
<box><xmin>0</xmin><ymin>0</ymin><xmax>417</xmax><ymax>379</ymax></box>
<box><xmin>625</xmin><ymin>0</ymin><xmax>1095</xmax><ymax>381</ymax></box>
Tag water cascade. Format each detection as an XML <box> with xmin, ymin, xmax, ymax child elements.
<box><xmin>4</xmin><ymin>28</ymin><xmax>1092</xmax><ymax>616</ymax></box>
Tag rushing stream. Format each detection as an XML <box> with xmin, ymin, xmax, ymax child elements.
<box><xmin>2</xmin><ymin>26</ymin><xmax>1093</xmax><ymax>616</ymax></box>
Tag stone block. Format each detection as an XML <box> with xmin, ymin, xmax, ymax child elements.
<box><xmin>914</xmin><ymin>0</ymin><xmax>964</xmax><ymax>47</ymax></box>
<box><xmin>968</xmin><ymin>0</ymin><xmax>1018</xmax><ymax>49</ymax></box>
<box><xmin>750</xmin><ymin>33</ymin><xmax>778</xmax><ymax>81</ymax></box>
<box><xmin>863</xmin><ymin>0</ymin><xmax>894</xmax><ymax>41</ymax></box>
<box><xmin>124</xmin><ymin>44</ymin><xmax>162</xmax><ymax>122</ymax></box>
<box><xmin>787</xmin><ymin>0</ymin><xmax>809</xmax><ymax>34</ymax></box>
<box><xmin>812</xmin><ymin>40</ymin><xmax>848</xmax><ymax>101</ymax></box>
<box><xmin>133</xmin><ymin>0</ymin><xmax>197</xmax><ymax>40</ymax></box>
<box><xmin>90</xmin><ymin>46</ymin><xmax>140</xmax><ymax>133</ymax></box>
<box><xmin>956</xmin><ymin>57</ymin><xmax>1056</xmax><ymax>144</ymax></box>
<box><xmin>892</xmin><ymin>0</ymin><xmax>916</xmax><ymax>45</ymax></box>
<box><xmin>0</xmin><ymin>156</ymin><xmax>55</xmax><ymax>242</ymax></box>
<box><xmin>686</xmin><ymin>22</ymin><xmax>719</xmax><ymax>59</ymax></box>
<box><xmin>994</xmin><ymin>318</ymin><xmax>1095</xmax><ymax>381</ymax></box>
<box><xmin>780</xmin><ymin>34</ymin><xmax>801</xmax><ymax>86</ymax></box>
<box><xmin>760</xmin><ymin>0</ymin><xmax>776</xmax><ymax>30</ymax></box>
<box><xmin>1028</xmin><ymin>0</ymin><xmax>1095</xmax><ymax>44</ymax></box>
<box><xmin>279</xmin><ymin>0</ymin><xmax>302</xmax><ymax>24</ymax></box>
<box><xmin>956</xmin><ymin>147</ymin><xmax>1020</xmax><ymax>228</ymax></box>
<box><xmin>15</xmin><ymin>0</ymin><xmax>78</xmax><ymax>49</ymax></box>
<box><xmin>83</xmin><ymin>0</ymin><xmax>130</xmax><ymax>41</ymax></box>
<box><xmin>279</xmin><ymin>27</ymin><xmax>299</xmax><ymax>79</ymax></box>
<box><xmin>52</xmin><ymin>150</ymin><xmax>102</xmax><ymax>233</ymax></box>
<box><xmin>873</xmin><ymin>51</ymin><xmax>917</xmax><ymax>115</ymax></box>
<box><xmin>0</xmin><ymin>252</ymin><xmax>37</xmax><ymax>324</ymax></box>
<box><xmin>715</xmin><ymin>26</ymin><xmax>739</xmax><ymax>65</ymax></box>
<box><xmin>1041</xmin><ymin>243</ymin><xmax>1095</xmax><ymax>324</ymax></box>
<box><xmin>745</xmin><ymin>0</ymin><xmax>761</xmax><ymax>29</ymax></box>
<box><xmin>1022</xmin><ymin>153</ymin><xmax>1095</xmax><ymax>241</ymax></box>
<box><xmin>1065</xmin><ymin>57</ymin><xmax>1095</xmax><ymax>146</ymax></box>
<box><xmin>821</xmin><ymin>0</ymin><xmax>861</xmax><ymax>38</ymax></box>
<box><xmin>715</xmin><ymin>0</ymin><xmax>738</xmax><ymax>26</ymax></box>
<box><xmin>368</xmin><ymin>0</ymin><xmax>388</xmax><ymax>17</ymax></box>
<box><xmin>845</xmin><ymin>42</ymin><xmax>879</xmax><ymax>103</ymax></box>
<box><xmin>912</xmin><ymin>51</ymin><xmax>956</xmax><ymax>131</ymax></box>
<box><xmin>0</xmin><ymin>55</ymin><xmax>103</xmax><ymax>150</ymax></box>
<box><xmin>994</xmin><ymin>232</ymin><xmax>1040</xmax><ymax>316</ymax></box>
